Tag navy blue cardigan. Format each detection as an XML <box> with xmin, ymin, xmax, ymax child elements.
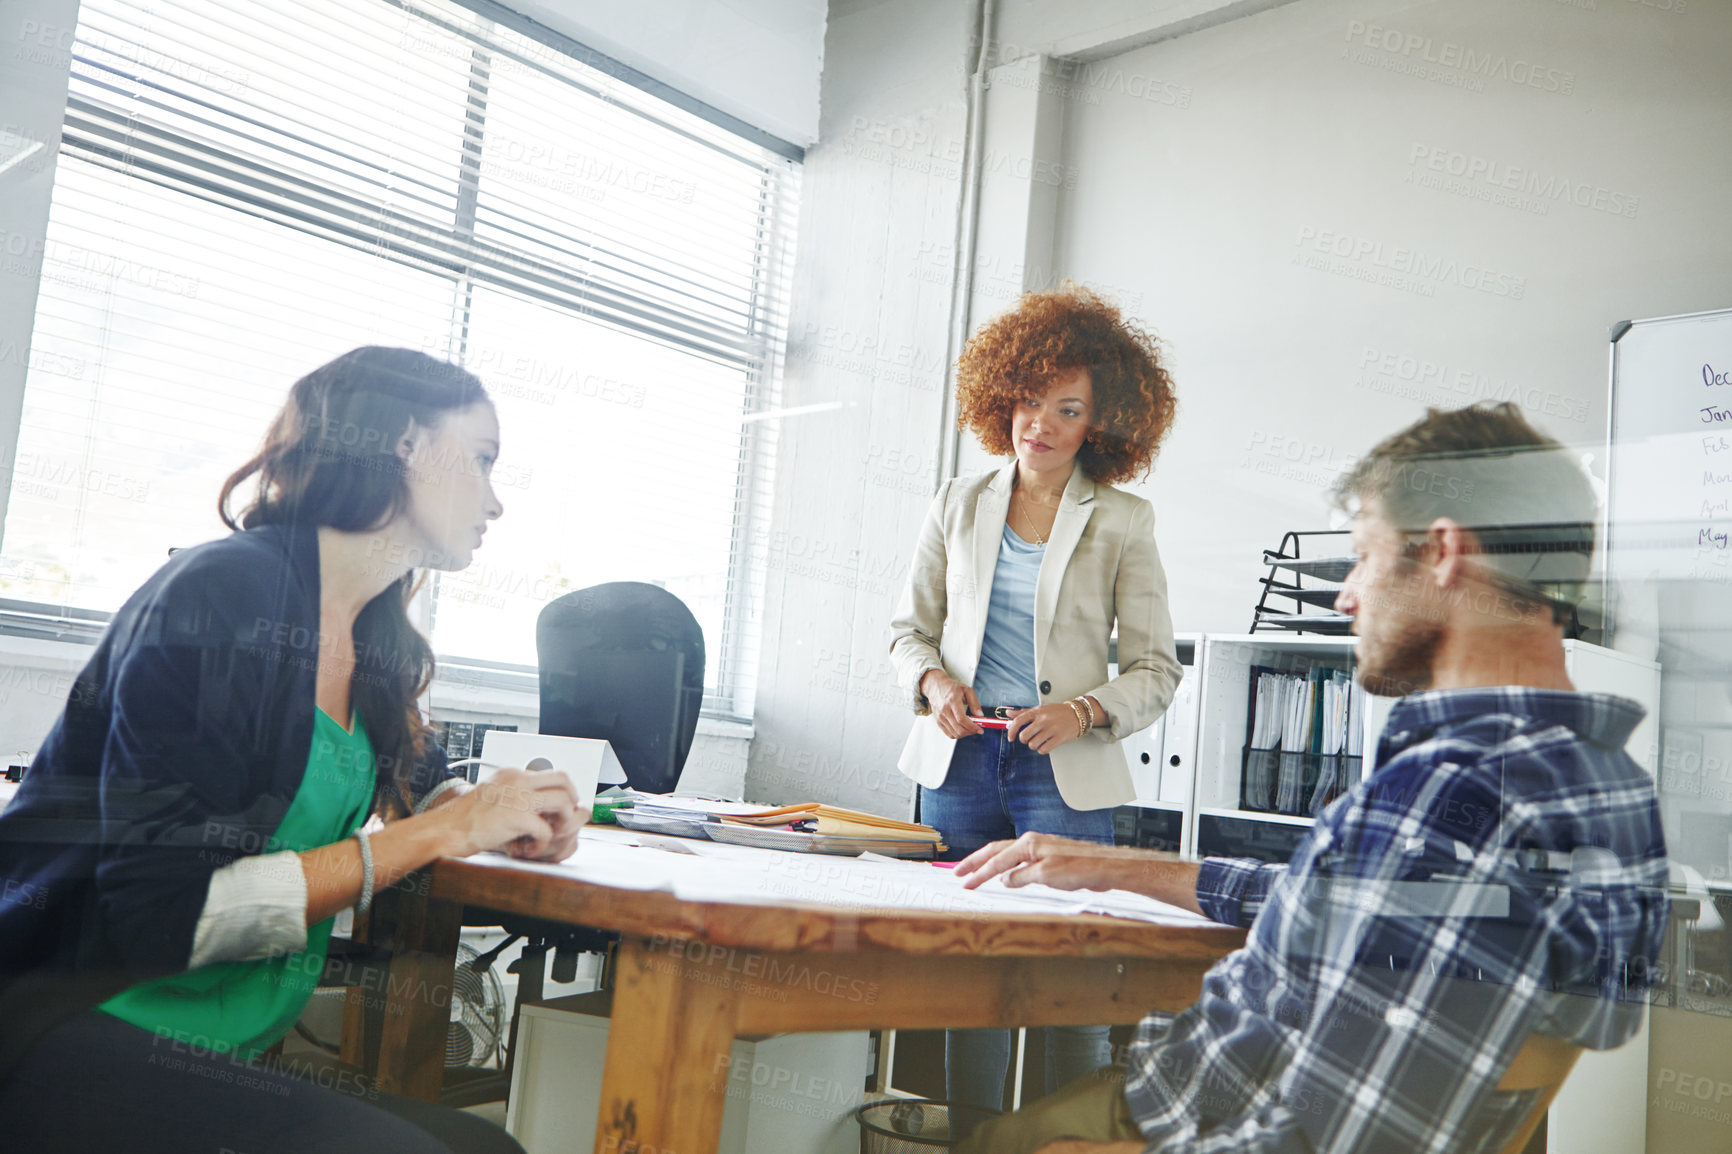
<box><xmin>0</xmin><ymin>520</ymin><xmax>454</xmax><ymax>1071</ymax></box>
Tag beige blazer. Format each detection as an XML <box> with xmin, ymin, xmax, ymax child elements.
<box><xmin>888</xmin><ymin>462</ymin><xmax>1182</xmax><ymax>811</ymax></box>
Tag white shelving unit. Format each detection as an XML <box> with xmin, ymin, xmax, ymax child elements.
<box><xmin>1187</xmin><ymin>634</ymin><xmax>1392</xmax><ymax>863</ymax></box>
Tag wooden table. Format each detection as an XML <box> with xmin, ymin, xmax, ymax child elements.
<box><xmin>356</xmin><ymin>845</ymin><xmax>1245</xmax><ymax>1154</ymax></box>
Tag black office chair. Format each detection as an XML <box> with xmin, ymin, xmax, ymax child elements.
<box><xmin>536</xmin><ymin>581</ymin><xmax>705</xmax><ymax>793</ymax></box>
<box><xmin>445</xmin><ymin>582</ymin><xmax>707</xmax><ymax>1105</ymax></box>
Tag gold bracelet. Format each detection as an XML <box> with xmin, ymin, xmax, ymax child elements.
<box><xmin>1066</xmin><ymin>699</ymin><xmax>1089</xmax><ymax>738</ymax></box>
<box><xmin>1075</xmin><ymin>698</ymin><xmax>1096</xmax><ymax>736</ymax></box>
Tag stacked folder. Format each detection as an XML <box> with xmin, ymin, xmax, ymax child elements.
<box><xmin>1241</xmin><ymin>665</ymin><xmax>1365</xmax><ymax>816</ymax></box>
<box><xmin>718</xmin><ymin>803</ymin><xmax>944</xmax><ymax>844</ymax></box>
<box><xmin>618</xmin><ymin>793</ymin><xmax>946</xmax><ymax>857</ymax></box>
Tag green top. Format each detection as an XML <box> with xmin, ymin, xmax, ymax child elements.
<box><xmin>98</xmin><ymin>709</ymin><xmax>377</xmax><ymax>1061</ymax></box>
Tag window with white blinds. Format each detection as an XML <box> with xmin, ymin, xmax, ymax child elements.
<box><xmin>3</xmin><ymin>0</ymin><xmax>799</xmax><ymax>716</ymax></box>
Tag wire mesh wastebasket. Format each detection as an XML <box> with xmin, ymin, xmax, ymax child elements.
<box><xmin>857</xmin><ymin>1098</ymin><xmax>1001</xmax><ymax>1153</ymax></box>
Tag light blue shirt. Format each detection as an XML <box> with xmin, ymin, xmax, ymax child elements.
<box><xmin>973</xmin><ymin>522</ymin><xmax>1044</xmax><ymax>709</ymax></box>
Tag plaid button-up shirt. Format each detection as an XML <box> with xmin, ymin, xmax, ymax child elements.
<box><xmin>1124</xmin><ymin>688</ymin><xmax>1668</xmax><ymax>1153</ymax></box>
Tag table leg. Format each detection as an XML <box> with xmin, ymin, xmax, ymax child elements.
<box><xmin>340</xmin><ymin>904</ymin><xmax>379</xmax><ymax>1073</ymax></box>
<box><xmin>371</xmin><ymin>874</ymin><xmax>461</xmax><ymax>1102</ymax></box>
<box><xmin>596</xmin><ymin>936</ymin><xmax>741</xmax><ymax>1154</ymax></box>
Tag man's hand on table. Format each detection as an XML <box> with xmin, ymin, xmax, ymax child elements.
<box><xmin>954</xmin><ymin>832</ymin><xmax>1147</xmax><ymax>891</ymax></box>
<box><xmin>953</xmin><ymin>832</ymin><xmax>1205</xmax><ymax>916</ymax></box>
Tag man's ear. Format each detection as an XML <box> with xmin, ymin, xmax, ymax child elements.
<box><xmin>1425</xmin><ymin>516</ymin><xmax>1473</xmax><ymax>588</ymax></box>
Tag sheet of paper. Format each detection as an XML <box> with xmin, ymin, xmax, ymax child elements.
<box><xmin>1073</xmin><ymin>888</ymin><xmax>1219</xmax><ymax>926</ymax></box>
<box><xmin>472</xmin><ymin>830</ymin><xmax>1221</xmax><ymax>928</ymax></box>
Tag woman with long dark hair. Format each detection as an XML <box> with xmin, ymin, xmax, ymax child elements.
<box><xmin>0</xmin><ymin>347</ymin><xmax>579</xmax><ymax>1153</ymax></box>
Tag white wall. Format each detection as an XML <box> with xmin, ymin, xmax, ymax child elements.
<box><xmin>753</xmin><ymin>9</ymin><xmax>1728</xmax><ymax>1149</ymax></box>
<box><xmin>497</xmin><ymin>0</ymin><xmax>826</xmax><ymax>146</ymax></box>
<box><xmin>740</xmin><ymin>0</ymin><xmax>1300</xmax><ymax>811</ymax></box>
<box><xmin>1049</xmin><ymin>0</ymin><xmax>1732</xmax><ymax>633</ymax></box>
<box><xmin>741</xmin><ymin>0</ymin><xmax>977</xmax><ymax>812</ymax></box>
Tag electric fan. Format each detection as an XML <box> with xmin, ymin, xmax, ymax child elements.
<box><xmin>447</xmin><ymin>940</ymin><xmax>507</xmax><ymax>1069</ymax></box>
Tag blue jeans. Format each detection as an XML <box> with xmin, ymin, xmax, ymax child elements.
<box><xmin>920</xmin><ymin>730</ymin><xmax>1115</xmax><ymax>1122</ymax></box>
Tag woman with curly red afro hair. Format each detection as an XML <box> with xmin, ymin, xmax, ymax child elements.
<box><xmin>889</xmin><ymin>284</ymin><xmax>1183</xmax><ymax>1122</ymax></box>
<box><xmin>953</xmin><ymin>284</ymin><xmax>1177</xmax><ymax>486</ymax></box>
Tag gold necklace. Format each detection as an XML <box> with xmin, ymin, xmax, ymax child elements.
<box><xmin>1012</xmin><ymin>489</ymin><xmax>1050</xmax><ymax>546</ymax></box>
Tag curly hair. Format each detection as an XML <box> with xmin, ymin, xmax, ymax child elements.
<box><xmin>954</xmin><ymin>283</ymin><xmax>1176</xmax><ymax>485</ymax></box>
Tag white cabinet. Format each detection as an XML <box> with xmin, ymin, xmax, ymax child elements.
<box><xmin>1188</xmin><ymin>635</ymin><xmax>1383</xmax><ymax>862</ymax></box>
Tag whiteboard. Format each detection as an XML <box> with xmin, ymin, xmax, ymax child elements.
<box><xmin>1606</xmin><ymin>308</ymin><xmax>1732</xmax><ymax>587</ymax></box>
<box><xmin>1606</xmin><ymin>307</ymin><xmax>1732</xmax><ymax>885</ymax></box>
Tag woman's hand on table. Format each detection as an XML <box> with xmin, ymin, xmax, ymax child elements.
<box><xmin>922</xmin><ymin>670</ymin><xmax>985</xmax><ymax>738</ymax></box>
<box><xmin>300</xmin><ymin>768</ymin><xmax>583</xmax><ymax>923</ymax></box>
<box><xmin>435</xmin><ymin>768</ymin><xmax>586</xmax><ymax>862</ymax></box>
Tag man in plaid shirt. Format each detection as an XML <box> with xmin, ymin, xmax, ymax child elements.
<box><xmin>954</xmin><ymin>403</ymin><xmax>1668</xmax><ymax>1154</ymax></box>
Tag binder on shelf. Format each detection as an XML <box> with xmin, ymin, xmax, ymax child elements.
<box><xmin>1158</xmin><ymin>666</ymin><xmax>1199</xmax><ymax>804</ymax></box>
<box><xmin>1122</xmin><ymin>715</ymin><xmax>1166</xmax><ymax>803</ymax></box>
<box><xmin>1273</xmin><ymin>669</ymin><xmax>1315</xmax><ymax>815</ymax></box>
<box><xmin>1240</xmin><ymin>664</ymin><xmax>1284</xmax><ymax>812</ymax></box>
<box><xmin>1241</xmin><ymin>663</ymin><xmax>1365</xmax><ymax>817</ymax></box>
